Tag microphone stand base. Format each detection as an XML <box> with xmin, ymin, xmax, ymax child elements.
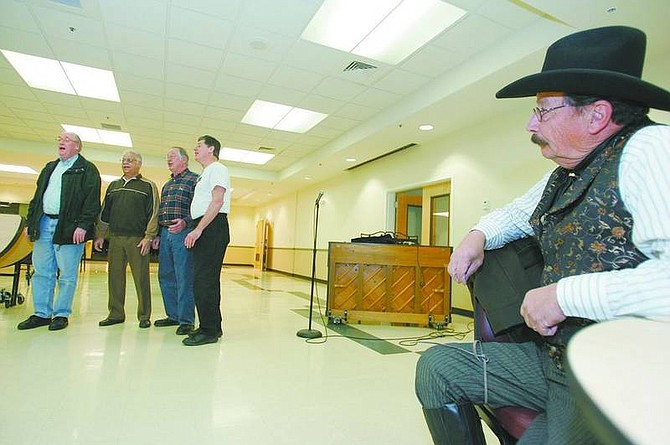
<box><xmin>297</xmin><ymin>328</ymin><xmax>323</xmax><ymax>339</ymax></box>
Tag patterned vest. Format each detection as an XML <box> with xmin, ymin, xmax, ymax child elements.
<box><xmin>529</xmin><ymin>119</ymin><xmax>653</xmax><ymax>353</ymax></box>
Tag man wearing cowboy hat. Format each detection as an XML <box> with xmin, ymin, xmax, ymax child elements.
<box><xmin>415</xmin><ymin>26</ymin><xmax>670</xmax><ymax>444</ymax></box>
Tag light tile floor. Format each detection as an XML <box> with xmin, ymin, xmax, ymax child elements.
<box><xmin>0</xmin><ymin>263</ymin><xmax>499</xmax><ymax>445</ymax></box>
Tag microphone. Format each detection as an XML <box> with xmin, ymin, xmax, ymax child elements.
<box><xmin>315</xmin><ymin>190</ymin><xmax>324</xmax><ymax>205</ymax></box>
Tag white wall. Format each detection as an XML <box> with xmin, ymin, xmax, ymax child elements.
<box><xmin>253</xmin><ymin>98</ymin><xmax>558</xmax><ymax>310</ymax></box>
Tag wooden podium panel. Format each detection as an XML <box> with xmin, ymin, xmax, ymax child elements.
<box><xmin>327</xmin><ymin>242</ymin><xmax>451</xmax><ymax>327</ymax></box>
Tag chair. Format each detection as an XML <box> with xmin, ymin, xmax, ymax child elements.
<box><xmin>471</xmin><ymin>296</ymin><xmax>540</xmax><ymax>444</ymax></box>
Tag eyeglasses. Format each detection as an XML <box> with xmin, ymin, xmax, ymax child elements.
<box><xmin>532</xmin><ymin>104</ymin><xmax>568</xmax><ymax>122</ymax></box>
<box><xmin>121</xmin><ymin>158</ymin><xmax>138</xmax><ymax>164</ymax></box>
<box><xmin>56</xmin><ymin>136</ymin><xmax>76</xmax><ymax>143</ymax></box>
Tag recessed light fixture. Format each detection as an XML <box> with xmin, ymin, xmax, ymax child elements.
<box><xmin>1</xmin><ymin>49</ymin><xmax>120</xmax><ymax>101</ymax></box>
<box><xmin>62</xmin><ymin>124</ymin><xmax>132</xmax><ymax>147</ymax></box>
<box><xmin>345</xmin><ymin>157</ymin><xmax>357</xmax><ymax>162</ymax></box>
<box><xmin>301</xmin><ymin>0</ymin><xmax>466</xmax><ymax>65</ymax></box>
<box><xmin>419</xmin><ymin>124</ymin><xmax>434</xmax><ymax>131</ymax></box>
<box><xmin>304</xmin><ymin>176</ymin><xmax>313</xmax><ymax>180</ymax></box>
<box><xmin>242</xmin><ymin>100</ymin><xmax>327</xmax><ymax>133</ymax></box>
<box><xmin>219</xmin><ymin>147</ymin><xmax>275</xmax><ymax>165</ymax></box>
<box><xmin>0</xmin><ymin>164</ymin><xmax>37</xmax><ymax>174</ymax></box>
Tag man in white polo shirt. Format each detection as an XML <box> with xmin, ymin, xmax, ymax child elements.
<box><xmin>182</xmin><ymin>135</ymin><xmax>230</xmax><ymax>346</ymax></box>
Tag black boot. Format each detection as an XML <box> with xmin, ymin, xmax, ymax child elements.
<box><xmin>422</xmin><ymin>403</ymin><xmax>486</xmax><ymax>445</ymax></box>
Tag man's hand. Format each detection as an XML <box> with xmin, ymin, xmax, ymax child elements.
<box><xmin>167</xmin><ymin>218</ymin><xmax>186</xmax><ymax>234</ymax></box>
<box><xmin>93</xmin><ymin>237</ymin><xmax>105</xmax><ymax>252</ymax></box>
<box><xmin>447</xmin><ymin>230</ymin><xmax>486</xmax><ymax>284</ymax></box>
<box><xmin>151</xmin><ymin>237</ymin><xmax>160</xmax><ymax>250</ymax></box>
<box><xmin>137</xmin><ymin>238</ymin><xmax>152</xmax><ymax>256</ymax></box>
<box><xmin>520</xmin><ymin>283</ymin><xmax>565</xmax><ymax>336</ymax></box>
<box><xmin>184</xmin><ymin>228</ymin><xmax>202</xmax><ymax>249</ymax></box>
<box><xmin>72</xmin><ymin>227</ymin><xmax>87</xmax><ymax>244</ymax></box>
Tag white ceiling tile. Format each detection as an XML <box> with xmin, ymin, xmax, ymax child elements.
<box><xmin>213</xmin><ymin>73</ymin><xmax>263</xmax><ymax>97</ymax></box>
<box><xmin>163</xmin><ymin>98</ymin><xmax>205</xmax><ymax>117</ymax></box>
<box><xmin>374</xmin><ymin>69</ymin><xmax>432</xmax><ymax>95</ymax></box>
<box><xmin>283</xmin><ymin>39</ymin><xmax>351</xmax><ymax>76</ymax></box>
<box><xmin>227</xmin><ymin>25</ymin><xmax>295</xmax><ymax>63</ymax></box>
<box><xmin>207</xmin><ymin>92</ymin><xmax>252</xmax><ymax>112</ymax></box>
<box><xmin>121</xmin><ymin>91</ymin><xmax>163</xmax><ymax>110</ymax></box>
<box><xmin>166</xmin><ymin>63</ymin><xmax>217</xmax><ymax>89</ymax></box>
<box><xmin>258</xmin><ymin>85</ymin><xmax>306</xmax><ymax>107</ymax></box>
<box><xmin>105</xmin><ymin>24</ymin><xmax>165</xmax><ymax>59</ymax></box>
<box><xmin>268</xmin><ymin>65</ymin><xmax>323</xmax><ymax>93</ymax></box>
<box><xmin>312</xmin><ymin>77</ymin><xmax>367</xmax><ymax>101</ymax></box>
<box><xmin>432</xmin><ymin>13</ymin><xmax>513</xmax><ymax>55</ymax></box>
<box><xmin>123</xmin><ymin>104</ymin><xmax>165</xmax><ymax>120</ymax></box>
<box><xmin>2</xmin><ymin>96</ymin><xmax>49</xmax><ymax>113</ymax></box>
<box><xmin>157</xmin><ymin>119</ymin><xmax>198</xmax><ymax>135</ymax></box>
<box><xmin>169</xmin><ymin>0</ymin><xmax>242</xmax><ymax>19</ymax></box>
<box><xmin>167</xmin><ymin>39</ymin><xmax>224</xmax><ymax>72</ymax></box>
<box><xmin>0</xmin><ymin>27</ymin><xmax>52</xmax><ymax>57</ymax></box>
<box><xmin>401</xmin><ymin>44</ymin><xmax>467</xmax><ymax>78</ymax></box>
<box><xmin>200</xmin><ymin>118</ymin><xmax>237</xmax><ymax>133</ymax></box>
<box><xmin>318</xmin><ymin>115</ymin><xmax>359</xmax><ymax>131</ymax></box>
<box><xmin>351</xmin><ymin>88</ymin><xmax>401</xmax><ymax>110</ymax></box>
<box><xmin>99</xmin><ymin>0</ymin><xmax>167</xmax><ymax>35</ymax></box>
<box><xmin>42</xmin><ymin>102</ymin><xmax>88</xmax><ymax>120</ymax></box>
<box><xmin>48</xmin><ymin>38</ymin><xmax>112</xmax><ymax>69</ymax></box>
<box><xmin>115</xmin><ymin>73</ymin><xmax>165</xmax><ymax>97</ymax></box>
<box><xmin>168</xmin><ymin>7</ymin><xmax>234</xmax><ymax>50</ymax></box>
<box><xmin>334</xmin><ymin>103</ymin><xmax>378</xmax><ymax>121</ymax></box>
<box><xmin>113</xmin><ymin>52</ymin><xmax>165</xmax><ymax>80</ymax></box>
<box><xmin>0</xmin><ymin>2</ymin><xmax>41</xmax><ymax>33</ymax></box>
<box><xmin>0</xmin><ymin>83</ymin><xmax>37</xmax><ymax>101</ymax></box>
<box><xmin>32</xmin><ymin>5</ymin><xmax>107</xmax><ymax>47</ymax></box>
<box><xmin>297</xmin><ymin>94</ymin><xmax>344</xmax><ymax>114</ymax></box>
<box><xmin>221</xmin><ymin>52</ymin><xmax>278</xmax><ymax>83</ymax></box>
<box><xmin>238</xmin><ymin>0</ymin><xmax>320</xmax><ymax>38</ymax></box>
<box><xmin>126</xmin><ymin>116</ymin><xmax>165</xmax><ymax>132</ymax></box>
<box><xmin>165</xmin><ymin>82</ymin><xmax>211</xmax><ymax>104</ymax></box>
<box><xmin>477</xmin><ymin>0</ymin><xmax>541</xmax><ymax>29</ymax></box>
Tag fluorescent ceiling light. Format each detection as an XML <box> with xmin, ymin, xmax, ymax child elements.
<box><xmin>419</xmin><ymin>124</ymin><xmax>434</xmax><ymax>131</ymax></box>
<box><xmin>62</xmin><ymin>124</ymin><xmax>133</xmax><ymax>147</ymax></box>
<box><xmin>433</xmin><ymin>211</ymin><xmax>450</xmax><ymax>218</ymax></box>
<box><xmin>219</xmin><ymin>147</ymin><xmax>274</xmax><ymax>165</ymax></box>
<box><xmin>0</xmin><ymin>164</ymin><xmax>38</xmax><ymax>174</ymax></box>
<box><xmin>1</xmin><ymin>49</ymin><xmax>120</xmax><ymax>102</ymax></box>
<box><xmin>301</xmin><ymin>0</ymin><xmax>466</xmax><ymax>65</ymax></box>
<box><xmin>242</xmin><ymin>100</ymin><xmax>327</xmax><ymax>133</ymax></box>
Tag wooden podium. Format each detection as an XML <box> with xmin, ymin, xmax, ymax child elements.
<box><xmin>327</xmin><ymin>242</ymin><xmax>451</xmax><ymax>327</ymax></box>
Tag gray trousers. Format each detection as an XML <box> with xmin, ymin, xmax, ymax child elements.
<box><xmin>415</xmin><ymin>341</ymin><xmax>602</xmax><ymax>445</ymax></box>
<box><xmin>107</xmin><ymin>235</ymin><xmax>152</xmax><ymax>321</ymax></box>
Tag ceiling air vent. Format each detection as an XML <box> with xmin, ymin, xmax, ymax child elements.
<box><xmin>101</xmin><ymin>123</ymin><xmax>123</xmax><ymax>131</ymax></box>
<box><xmin>343</xmin><ymin>60</ymin><xmax>377</xmax><ymax>72</ymax></box>
<box><xmin>258</xmin><ymin>146</ymin><xmax>275</xmax><ymax>152</ymax></box>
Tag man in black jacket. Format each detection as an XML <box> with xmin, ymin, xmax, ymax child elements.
<box><xmin>19</xmin><ymin>131</ymin><xmax>101</xmax><ymax>331</ymax></box>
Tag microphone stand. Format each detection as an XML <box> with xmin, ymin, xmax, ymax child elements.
<box><xmin>297</xmin><ymin>193</ymin><xmax>324</xmax><ymax>339</ymax></box>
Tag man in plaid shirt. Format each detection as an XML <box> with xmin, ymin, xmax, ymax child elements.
<box><xmin>151</xmin><ymin>146</ymin><xmax>200</xmax><ymax>335</ymax></box>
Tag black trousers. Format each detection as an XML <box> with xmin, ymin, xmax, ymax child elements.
<box><xmin>192</xmin><ymin>213</ymin><xmax>229</xmax><ymax>336</ymax></box>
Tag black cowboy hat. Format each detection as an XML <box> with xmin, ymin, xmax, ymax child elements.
<box><xmin>496</xmin><ymin>26</ymin><xmax>670</xmax><ymax>111</ymax></box>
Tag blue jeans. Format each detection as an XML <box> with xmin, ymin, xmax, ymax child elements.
<box><xmin>157</xmin><ymin>226</ymin><xmax>195</xmax><ymax>325</ymax></box>
<box><xmin>31</xmin><ymin>215</ymin><xmax>85</xmax><ymax>318</ymax></box>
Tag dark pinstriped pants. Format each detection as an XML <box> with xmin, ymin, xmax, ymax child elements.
<box><xmin>415</xmin><ymin>342</ymin><xmax>602</xmax><ymax>444</ymax></box>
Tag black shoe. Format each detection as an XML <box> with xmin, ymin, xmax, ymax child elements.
<box><xmin>188</xmin><ymin>328</ymin><xmax>223</xmax><ymax>338</ymax></box>
<box><xmin>176</xmin><ymin>324</ymin><xmax>194</xmax><ymax>335</ymax></box>
<box><xmin>17</xmin><ymin>315</ymin><xmax>51</xmax><ymax>330</ymax></box>
<box><xmin>154</xmin><ymin>317</ymin><xmax>179</xmax><ymax>327</ymax></box>
<box><xmin>99</xmin><ymin>318</ymin><xmax>124</xmax><ymax>327</ymax></box>
<box><xmin>139</xmin><ymin>320</ymin><xmax>151</xmax><ymax>329</ymax></box>
<box><xmin>49</xmin><ymin>317</ymin><xmax>69</xmax><ymax>331</ymax></box>
<box><xmin>182</xmin><ymin>332</ymin><xmax>219</xmax><ymax>346</ymax></box>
